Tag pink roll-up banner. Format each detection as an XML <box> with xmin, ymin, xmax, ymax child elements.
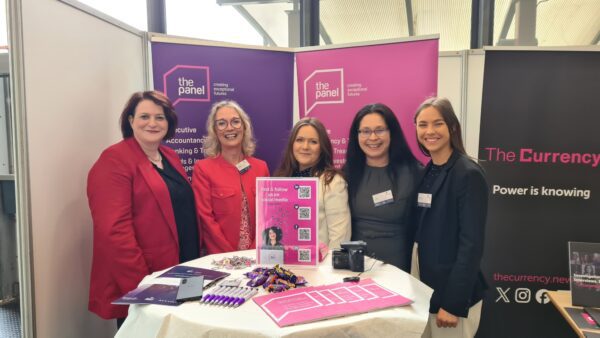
<box><xmin>296</xmin><ymin>38</ymin><xmax>439</xmax><ymax>166</ymax></box>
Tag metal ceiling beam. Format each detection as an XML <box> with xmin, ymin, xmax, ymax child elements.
<box><xmin>471</xmin><ymin>0</ymin><xmax>494</xmax><ymax>49</ymax></box>
<box><xmin>499</xmin><ymin>0</ymin><xmax>516</xmax><ymax>40</ymax></box>
<box><xmin>299</xmin><ymin>0</ymin><xmax>319</xmax><ymax>46</ymax></box>
<box><xmin>515</xmin><ymin>0</ymin><xmax>537</xmax><ymax>45</ymax></box>
<box><xmin>405</xmin><ymin>0</ymin><xmax>414</xmax><ymax>36</ymax></box>
<box><xmin>592</xmin><ymin>29</ymin><xmax>600</xmax><ymax>45</ymax></box>
<box><xmin>233</xmin><ymin>5</ymin><xmax>277</xmax><ymax>46</ymax></box>
<box><xmin>217</xmin><ymin>0</ymin><xmax>292</xmax><ymax>4</ymax></box>
<box><xmin>147</xmin><ymin>0</ymin><xmax>166</xmax><ymax>33</ymax></box>
<box><xmin>319</xmin><ymin>21</ymin><xmax>332</xmax><ymax>44</ymax></box>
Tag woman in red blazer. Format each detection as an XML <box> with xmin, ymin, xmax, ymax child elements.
<box><xmin>87</xmin><ymin>91</ymin><xmax>201</xmax><ymax>326</ymax></box>
<box><xmin>192</xmin><ymin>100</ymin><xmax>269</xmax><ymax>254</ymax></box>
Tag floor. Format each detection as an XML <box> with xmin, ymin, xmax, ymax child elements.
<box><xmin>0</xmin><ymin>301</ymin><xmax>20</xmax><ymax>338</ymax></box>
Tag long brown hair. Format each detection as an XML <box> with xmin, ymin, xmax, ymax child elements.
<box><xmin>414</xmin><ymin>97</ymin><xmax>466</xmax><ymax>157</ymax></box>
<box><xmin>275</xmin><ymin>117</ymin><xmax>339</xmax><ymax>186</ymax></box>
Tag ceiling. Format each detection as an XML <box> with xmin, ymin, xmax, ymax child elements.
<box><xmin>234</xmin><ymin>0</ymin><xmax>600</xmax><ymax>50</ymax></box>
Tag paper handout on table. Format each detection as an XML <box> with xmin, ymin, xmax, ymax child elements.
<box><xmin>112</xmin><ymin>283</ymin><xmax>180</xmax><ymax>306</ymax></box>
<box><xmin>158</xmin><ymin>265</ymin><xmax>230</xmax><ymax>288</ymax></box>
<box><xmin>253</xmin><ymin>278</ymin><xmax>413</xmax><ymax>327</ymax></box>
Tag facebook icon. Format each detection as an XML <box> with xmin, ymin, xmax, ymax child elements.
<box><xmin>535</xmin><ymin>289</ymin><xmax>550</xmax><ymax>304</ymax></box>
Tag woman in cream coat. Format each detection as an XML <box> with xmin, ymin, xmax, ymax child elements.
<box><xmin>275</xmin><ymin>117</ymin><xmax>351</xmax><ymax>249</ymax></box>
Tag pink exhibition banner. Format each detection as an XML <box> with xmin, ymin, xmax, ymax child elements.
<box><xmin>296</xmin><ymin>38</ymin><xmax>439</xmax><ymax>166</ymax></box>
<box><xmin>256</xmin><ymin>178</ymin><xmax>319</xmax><ymax>267</ymax></box>
<box><xmin>253</xmin><ymin>278</ymin><xmax>413</xmax><ymax>327</ymax></box>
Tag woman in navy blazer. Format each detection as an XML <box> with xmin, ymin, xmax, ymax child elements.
<box><xmin>413</xmin><ymin>97</ymin><xmax>488</xmax><ymax>338</ymax></box>
<box><xmin>87</xmin><ymin>91</ymin><xmax>201</xmax><ymax>326</ymax></box>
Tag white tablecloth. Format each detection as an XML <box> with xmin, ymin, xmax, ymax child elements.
<box><xmin>116</xmin><ymin>250</ymin><xmax>433</xmax><ymax>338</ymax></box>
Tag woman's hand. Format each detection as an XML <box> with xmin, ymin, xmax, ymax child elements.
<box><xmin>436</xmin><ymin>308</ymin><xmax>459</xmax><ymax>328</ymax></box>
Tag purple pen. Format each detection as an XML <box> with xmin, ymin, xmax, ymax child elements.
<box><xmin>229</xmin><ymin>288</ymin><xmax>252</xmax><ymax>307</ymax></box>
<box><xmin>226</xmin><ymin>287</ymin><xmax>250</xmax><ymax>306</ymax></box>
<box><xmin>220</xmin><ymin>287</ymin><xmax>243</xmax><ymax>306</ymax></box>
<box><xmin>211</xmin><ymin>287</ymin><xmax>235</xmax><ymax>304</ymax></box>
<box><xmin>235</xmin><ymin>288</ymin><xmax>258</xmax><ymax>307</ymax></box>
<box><xmin>204</xmin><ymin>286</ymin><xmax>228</xmax><ymax>303</ymax></box>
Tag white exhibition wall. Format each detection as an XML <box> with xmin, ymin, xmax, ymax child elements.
<box><xmin>17</xmin><ymin>0</ymin><xmax>145</xmax><ymax>337</ymax></box>
<box><xmin>12</xmin><ymin>2</ymin><xmax>486</xmax><ymax>337</ymax></box>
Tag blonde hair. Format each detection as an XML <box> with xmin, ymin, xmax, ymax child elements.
<box><xmin>203</xmin><ymin>100</ymin><xmax>256</xmax><ymax>157</ymax></box>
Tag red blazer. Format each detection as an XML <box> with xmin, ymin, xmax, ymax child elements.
<box><xmin>87</xmin><ymin>137</ymin><xmax>200</xmax><ymax>319</ymax></box>
<box><xmin>192</xmin><ymin>155</ymin><xmax>269</xmax><ymax>254</ymax></box>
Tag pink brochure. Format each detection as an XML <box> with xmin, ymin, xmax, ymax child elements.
<box><xmin>253</xmin><ymin>278</ymin><xmax>413</xmax><ymax>327</ymax></box>
<box><xmin>256</xmin><ymin>178</ymin><xmax>319</xmax><ymax>267</ymax></box>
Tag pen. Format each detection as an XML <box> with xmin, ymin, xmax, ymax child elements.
<box><xmin>227</xmin><ymin>287</ymin><xmax>250</xmax><ymax>307</ymax></box>
<box><xmin>202</xmin><ymin>286</ymin><xmax>227</xmax><ymax>303</ymax></box>
<box><xmin>234</xmin><ymin>288</ymin><xmax>258</xmax><ymax>307</ymax></box>
<box><xmin>228</xmin><ymin>287</ymin><xmax>253</xmax><ymax>306</ymax></box>
<box><xmin>219</xmin><ymin>287</ymin><xmax>245</xmax><ymax>306</ymax></box>
<box><xmin>211</xmin><ymin>287</ymin><xmax>236</xmax><ymax>304</ymax></box>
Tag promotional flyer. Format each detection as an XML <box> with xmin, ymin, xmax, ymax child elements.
<box><xmin>256</xmin><ymin>177</ymin><xmax>319</xmax><ymax>267</ymax></box>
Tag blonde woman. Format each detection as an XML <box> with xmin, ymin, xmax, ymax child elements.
<box><xmin>192</xmin><ymin>100</ymin><xmax>269</xmax><ymax>254</ymax></box>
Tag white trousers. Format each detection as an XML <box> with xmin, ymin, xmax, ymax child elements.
<box><xmin>421</xmin><ymin>301</ymin><xmax>482</xmax><ymax>338</ymax></box>
<box><xmin>412</xmin><ymin>243</ymin><xmax>483</xmax><ymax>338</ymax></box>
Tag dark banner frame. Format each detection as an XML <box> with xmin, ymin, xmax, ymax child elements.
<box><xmin>477</xmin><ymin>50</ymin><xmax>600</xmax><ymax>338</ymax></box>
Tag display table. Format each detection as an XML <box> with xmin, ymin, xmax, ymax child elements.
<box><xmin>547</xmin><ymin>290</ymin><xmax>600</xmax><ymax>338</ymax></box>
<box><xmin>116</xmin><ymin>250</ymin><xmax>433</xmax><ymax>338</ymax></box>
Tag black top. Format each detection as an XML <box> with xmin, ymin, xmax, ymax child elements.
<box><xmin>292</xmin><ymin>167</ymin><xmax>313</xmax><ymax>177</ymax></box>
<box><xmin>154</xmin><ymin>156</ymin><xmax>200</xmax><ymax>263</ymax></box>
<box><xmin>415</xmin><ymin>151</ymin><xmax>488</xmax><ymax>317</ymax></box>
<box><xmin>350</xmin><ymin>163</ymin><xmax>422</xmax><ymax>271</ymax></box>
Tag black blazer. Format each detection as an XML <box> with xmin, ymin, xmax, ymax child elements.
<box><xmin>416</xmin><ymin>151</ymin><xmax>488</xmax><ymax>317</ymax></box>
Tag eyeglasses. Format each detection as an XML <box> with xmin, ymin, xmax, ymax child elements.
<box><xmin>215</xmin><ymin>118</ymin><xmax>243</xmax><ymax>131</ymax></box>
<box><xmin>358</xmin><ymin>128</ymin><xmax>389</xmax><ymax>138</ymax></box>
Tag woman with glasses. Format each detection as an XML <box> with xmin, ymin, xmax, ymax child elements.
<box><xmin>192</xmin><ymin>100</ymin><xmax>269</xmax><ymax>254</ymax></box>
<box><xmin>343</xmin><ymin>103</ymin><xmax>422</xmax><ymax>271</ymax></box>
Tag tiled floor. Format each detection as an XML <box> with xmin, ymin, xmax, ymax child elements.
<box><xmin>0</xmin><ymin>301</ymin><xmax>20</xmax><ymax>338</ymax></box>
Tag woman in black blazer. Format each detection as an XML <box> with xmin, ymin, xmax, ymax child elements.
<box><xmin>414</xmin><ymin>97</ymin><xmax>488</xmax><ymax>338</ymax></box>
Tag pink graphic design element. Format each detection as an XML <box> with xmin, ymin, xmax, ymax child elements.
<box><xmin>256</xmin><ymin>178</ymin><xmax>319</xmax><ymax>266</ymax></box>
<box><xmin>162</xmin><ymin>65</ymin><xmax>211</xmax><ymax>105</ymax></box>
<box><xmin>296</xmin><ymin>39</ymin><xmax>438</xmax><ymax>166</ymax></box>
<box><xmin>303</xmin><ymin>69</ymin><xmax>344</xmax><ymax>116</ymax></box>
<box><xmin>254</xmin><ymin>278</ymin><xmax>413</xmax><ymax>327</ymax></box>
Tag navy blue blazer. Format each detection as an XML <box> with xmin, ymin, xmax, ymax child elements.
<box><xmin>416</xmin><ymin>151</ymin><xmax>488</xmax><ymax>317</ymax></box>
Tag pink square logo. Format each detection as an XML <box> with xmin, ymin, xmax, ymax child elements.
<box><xmin>163</xmin><ymin>65</ymin><xmax>211</xmax><ymax>105</ymax></box>
<box><xmin>303</xmin><ymin>69</ymin><xmax>344</xmax><ymax>116</ymax></box>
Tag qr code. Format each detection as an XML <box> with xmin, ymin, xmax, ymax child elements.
<box><xmin>298</xmin><ymin>228</ymin><xmax>311</xmax><ymax>241</ymax></box>
<box><xmin>298</xmin><ymin>186</ymin><xmax>311</xmax><ymax>199</ymax></box>
<box><xmin>298</xmin><ymin>249</ymin><xmax>311</xmax><ymax>262</ymax></box>
<box><xmin>298</xmin><ymin>207</ymin><xmax>311</xmax><ymax>220</ymax></box>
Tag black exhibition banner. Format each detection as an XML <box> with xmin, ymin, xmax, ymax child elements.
<box><xmin>477</xmin><ymin>50</ymin><xmax>600</xmax><ymax>338</ymax></box>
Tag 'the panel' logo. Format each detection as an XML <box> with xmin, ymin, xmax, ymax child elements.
<box><xmin>163</xmin><ymin>65</ymin><xmax>211</xmax><ymax>105</ymax></box>
<box><xmin>303</xmin><ymin>68</ymin><xmax>344</xmax><ymax>116</ymax></box>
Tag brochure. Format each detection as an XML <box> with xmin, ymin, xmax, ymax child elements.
<box><xmin>256</xmin><ymin>177</ymin><xmax>319</xmax><ymax>267</ymax></box>
<box><xmin>569</xmin><ymin>242</ymin><xmax>600</xmax><ymax>307</ymax></box>
<box><xmin>158</xmin><ymin>265</ymin><xmax>230</xmax><ymax>287</ymax></box>
<box><xmin>112</xmin><ymin>284</ymin><xmax>179</xmax><ymax>306</ymax></box>
<box><xmin>253</xmin><ymin>278</ymin><xmax>413</xmax><ymax>327</ymax></box>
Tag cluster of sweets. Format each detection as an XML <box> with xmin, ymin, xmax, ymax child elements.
<box><xmin>211</xmin><ymin>256</ymin><xmax>256</xmax><ymax>270</ymax></box>
<box><xmin>244</xmin><ymin>265</ymin><xmax>307</xmax><ymax>293</ymax></box>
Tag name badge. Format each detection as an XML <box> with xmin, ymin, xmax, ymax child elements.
<box><xmin>418</xmin><ymin>193</ymin><xmax>432</xmax><ymax>208</ymax></box>
<box><xmin>372</xmin><ymin>190</ymin><xmax>394</xmax><ymax>207</ymax></box>
<box><xmin>236</xmin><ymin>159</ymin><xmax>251</xmax><ymax>174</ymax></box>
